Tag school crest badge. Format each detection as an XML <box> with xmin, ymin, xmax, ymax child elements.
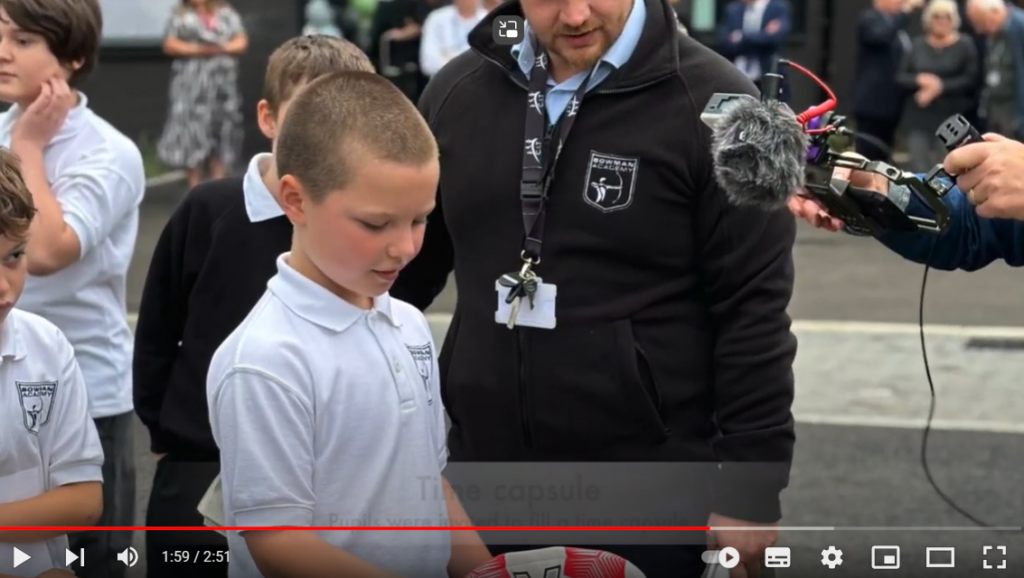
<box><xmin>17</xmin><ymin>381</ymin><xmax>58</xmax><ymax>435</ymax></box>
<box><xmin>406</xmin><ymin>344</ymin><xmax>434</xmax><ymax>405</ymax></box>
<box><xmin>583</xmin><ymin>151</ymin><xmax>639</xmax><ymax>213</ymax></box>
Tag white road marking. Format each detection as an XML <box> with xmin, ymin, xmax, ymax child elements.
<box><xmin>127</xmin><ymin>312</ymin><xmax>1024</xmax><ymax>435</ymax></box>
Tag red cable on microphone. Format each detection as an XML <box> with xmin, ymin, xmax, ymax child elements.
<box><xmin>779</xmin><ymin>59</ymin><xmax>837</xmax><ymax>130</ymax></box>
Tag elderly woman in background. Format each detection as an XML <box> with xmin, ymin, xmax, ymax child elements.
<box><xmin>158</xmin><ymin>0</ymin><xmax>248</xmax><ymax>188</ymax></box>
<box><xmin>896</xmin><ymin>0</ymin><xmax>978</xmax><ymax>173</ymax></box>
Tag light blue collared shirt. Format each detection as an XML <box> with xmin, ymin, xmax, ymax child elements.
<box><xmin>510</xmin><ymin>0</ymin><xmax>645</xmax><ymax>124</ymax></box>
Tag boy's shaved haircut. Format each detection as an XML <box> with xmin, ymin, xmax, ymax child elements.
<box><xmin>263</xmin><ymin>35</ymin><xmax>375</xmax><ymax>113</ymax></box>
<box><xmin>276</xmin><ymin>71</ymin><xmax>438</xmax><ymax>201</ymax></box>
<box><xmin>0</xmin><ymin>148</ymin><xmax>36</xmax><ymax>240</ymax></box>
<box><xmin>0</xmin><ymin>0</ymin><xmax>102</xmax><ymax>87</ymax></box>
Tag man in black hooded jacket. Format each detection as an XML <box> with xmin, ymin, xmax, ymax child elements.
<box><xmin>390</xmin><ymin>0</ymin><xmax>798</xmax><ymax>575</ymax></box>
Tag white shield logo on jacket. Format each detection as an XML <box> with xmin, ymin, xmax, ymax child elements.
<box><xmin>583</xmin><ymin>152</ymin><xmax>638</xmax><ymax>212</ymax></box>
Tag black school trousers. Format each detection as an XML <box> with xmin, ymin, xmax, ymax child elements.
<box><xmin>145</xmin><ymin>454</ymin><xmax>227</xmax><ymax>578</ymax></box>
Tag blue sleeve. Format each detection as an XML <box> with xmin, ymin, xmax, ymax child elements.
<box><xmin>875</xmin><ymin>180</ymin><xmax>1024</xmax><ymax>271</ymax></box>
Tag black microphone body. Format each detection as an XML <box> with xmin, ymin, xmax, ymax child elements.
<box><xmin>705</xmin><ymin>93</ymin><xmax>809</xmax><ymax>211</ymax></box>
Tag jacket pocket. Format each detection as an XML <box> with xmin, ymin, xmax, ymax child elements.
<box><xmin>526</xmin><ymin>319</ymin><xmax>670</xmax><ymax>452</ymax></box>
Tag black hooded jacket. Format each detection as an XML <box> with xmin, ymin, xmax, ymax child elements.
<box><xmin>390</xmin><ymin>0</ymin><xmax>798</xmax><ymax>523</ymax></box>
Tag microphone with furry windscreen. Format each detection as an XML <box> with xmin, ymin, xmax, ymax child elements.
<box><xmin>701</xmin><ymin>61</ymin><xmax>837</xmax><ymax>211</ymax></box>
<box><xmin>706</xmin><ymin>93</ymin><xmax>809</xmax><ymax>210</ymax></box>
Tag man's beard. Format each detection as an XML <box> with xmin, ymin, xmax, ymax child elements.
<box><xmin>545</xmin><ymin>26</ymin><xmax>611</xmax><ymax>71</ymax></box>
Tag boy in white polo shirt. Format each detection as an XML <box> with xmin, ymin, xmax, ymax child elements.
<box><xmin>206</xmin><ymin>71</ymin><xmax>493</xmax><ymax>578</ymax></box>
<box><xmin>0</xmin><ymin>2</ymin><xmax>144</xmax><ymax>577</ymax></box>
<box><xmin>0</xmin><ymin>148</ymin><xmax>104</xmax><ymax>578</ymax></box>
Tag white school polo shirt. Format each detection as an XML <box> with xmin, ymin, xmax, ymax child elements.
<box><xmin>0</xmin><ymin>93</ymin><xmax>146</xmax><ymax>419</ymax></box>
<box><xmin>0</xmin><ymin>309</ymin><xmax>104</xmax><ymax>577</ymax></box>
<box><xmin>207</xmin><ymin>253</ymin><xmax>450</xmax><ymax>578</ymax></box>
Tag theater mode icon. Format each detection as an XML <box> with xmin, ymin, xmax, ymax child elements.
<box><xmin>926</xmin><ymin>547</ymin><xmax>955</xmax><ymax>568</ymax></box>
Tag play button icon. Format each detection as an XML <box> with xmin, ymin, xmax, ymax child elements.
<box><xmin>718</xmin><ymin>547</ymin><xmax>741</xmax><ymax>569</ymax></box>
<box><xmin>13</xmin><ymin>547</ymin><xmax>30</xmax><ymax>568</ymax></box>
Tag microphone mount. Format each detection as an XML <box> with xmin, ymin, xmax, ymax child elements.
<box><xmin>702</xmin><ymin>58</ymin><xmax>983</xmax><ymax>236</ymax></box>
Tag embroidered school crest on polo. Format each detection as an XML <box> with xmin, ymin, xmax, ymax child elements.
<box><xmin>406</xmin><ymin>343</ymin><xmax>434</xmax><ymax>405</ymax></box>
<box><xmin>583</xmin><ymin>151</ymin><xmax>639</xmax><ymax>212</ymax></box>
<box><xmin>17</xmin><ymin>381</ymin><xmax>58</xmax><ymax>435</ymax></box>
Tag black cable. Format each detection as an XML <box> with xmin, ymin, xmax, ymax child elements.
<box><xmin>917</xmin><ymin>239</ymin><xmax>1006</xmax><ymax>530</ymax></box>
<box><xmin>847</xmin><ymin>130</ymin><xmax>895</xmax><ymax>159</ymax></box>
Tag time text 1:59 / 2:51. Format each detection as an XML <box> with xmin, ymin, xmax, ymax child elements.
<box><xmin>162</xmin><ymin>549</ymin><xmax>229</xmax><ymax>564</ymax></box>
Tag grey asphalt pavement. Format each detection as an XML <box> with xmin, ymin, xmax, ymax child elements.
<box><xmin>116</xmin><ymin>188</ymin><xmax>1022</xmax><ymax>576</ymax></box>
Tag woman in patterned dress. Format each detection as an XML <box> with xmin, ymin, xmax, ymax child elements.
<box><xmin>158</xmin><ymin>0</ymin><xmax>248</xmax><ymax>188</ymax></box>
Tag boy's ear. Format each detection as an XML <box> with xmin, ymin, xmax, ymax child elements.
<box><xmin>256</xmin><ymin>100</ymin><xmax>277</xmax><ymax>141</ymax></box>
<box><xmin>278</xmin><ymin>174</ymin><xmax>308</xmax><ymax>226</ymax></box>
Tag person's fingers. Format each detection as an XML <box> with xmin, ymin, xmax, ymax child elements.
<box><xmin>982</xmin><ymin>132</ymin><xmax>1008</xmax><ymax>143</ymax></box>
<box><xmin>955</xmin><ymin>166</ymin><xmax>985</xmax><ymax>197</ymax></box>
<box><xmin>944</xmin><ymin>142</ymin><xmax>992</xmax><ymax>175</ymax></box>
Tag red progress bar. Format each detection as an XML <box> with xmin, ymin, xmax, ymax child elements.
<box><xmin>0</xmin><ymin>526</ymin><xmax>711</xmax><ymax>532</ymax></box>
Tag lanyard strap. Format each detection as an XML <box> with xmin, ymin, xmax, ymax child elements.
<box><xmin>519</xmin><ymin>44</ymin><xmax>593</xmax><ymax>264</ymax></box>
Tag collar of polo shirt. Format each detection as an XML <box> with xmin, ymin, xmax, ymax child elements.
<box><xmin>0</xmin><ymin>311</ymin><xmax>28</xmax><ymax>361</ymax></box>
<box><xmin>243</xmin><ymin>153</ymin><xmax>286</xmax><ymax>223</ymax></box>
<box><xmin>267</xmin><ymin>253</ymin><xmax>400</xmax><ymax>332</ymax></box>
<box><xmin>0</xmin><ymin>92</ymin><xmax>90</xmax><ymax>144</ymax></box>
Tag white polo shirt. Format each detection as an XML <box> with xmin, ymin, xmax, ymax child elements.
<box><xmin>207</xmin><ymin>254</ymin><xmax>451</xmax><ymax>578</ymax></box>
<box><xmin>0</xmin><ymin>309</ymin><xmax>104</xmax><ymax>577</ymax></box>
<box><xmin>0</xmin><ymin>93</ymin><xmax>146</xmax><ymax>419</ymax></box>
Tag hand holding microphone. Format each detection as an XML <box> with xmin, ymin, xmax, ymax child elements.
<box><xmin>787</xmin><ymin>152</ymin><xmax>891</xmax><ymax>231</ymax></box>
<box><xmin>943</xmin><ymin>133</ymin><xmax>1024</xmax><ymax>220</ymax></box>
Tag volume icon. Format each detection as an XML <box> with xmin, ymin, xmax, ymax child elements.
<box><xmin>116</xmin><ymin>547</ymin><xmax>138</xmax><ymax>568</ymax></box>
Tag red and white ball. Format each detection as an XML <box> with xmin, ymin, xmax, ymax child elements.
<box><xmin>466</xmin><ymin>547</ymin><xmax>647</xmax><ymax>578</ymax></box>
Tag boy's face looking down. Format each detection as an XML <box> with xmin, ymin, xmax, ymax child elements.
<box><xmin>279</xmin><ymin>153</ymin><xmax>438</xmax><ymax>308</ymax></box>
<box><xmin>273</xmin><ymin>71</ymin><xmax>440</xmax><ymax>308</ymax></box>
<box><xmin>0</xmin><ymin>148</ymin><xmax>34</xmax><ymax>325</ymax></box>
<box><xmin>0</xmin><ymin>7</ymin><xmax>79</xmax><ymax>106</ymax></box>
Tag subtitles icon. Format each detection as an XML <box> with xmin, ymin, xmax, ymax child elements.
<box><xmin>764</xmin><ymin>546</ymin><xmax>791</xmax><ymax>568</ymax></box>
<box><xmin>872</xmin><ymin>545</ymin><xmax>900</xmax><ymax>570</ymax></box>
<box><xmin>493</xmin><ymin>16</ymin><xmax>524</xmax><ymax>46</ymax></box>
<box><xmin>926</xmin><ymin>547</ymin><xmax>955</xmax><ymax>568</ymax></box>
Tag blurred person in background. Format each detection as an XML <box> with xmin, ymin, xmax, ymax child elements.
<box><xmin>966</xmin><ymin>0</ymin><xmax>1024</xmax><ymax>139</ymax></box>
<box><xmin>157</xmin><ymin>0</ymin><xmax>248</xmax><ymax>189</ymax></box>
<box><xmin>419</xmin><ymin>0</ymin><xmax>486</xmax><ymax>77</ymax></box>
<box><xmin>896</xmin><ymin>0</ymin><xmax>978</xmax><ymax>173</ymax></box>
<box><xmin>369</xmin><ymin>0</ymin><xmax>430</xmax><ymax>100</ymax></box>
<box><xmin>716</xmin><ymin>0</ymin><xmax>791</xmax><ymax>95</ymax></box>
<box><xmin>849</xmin><ymin>0</ymin><xmax>924</xmax><ymax>162</ymax></box>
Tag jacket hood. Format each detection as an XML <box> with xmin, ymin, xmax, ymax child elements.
<box><xmin>467</xmin><ymin>0</ymin><xmax>682</xmax><ymax>90</ymax></box>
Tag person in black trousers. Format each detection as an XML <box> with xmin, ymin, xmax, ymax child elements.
<box><xmin>850</xmin><ymin>0</ymin><xmax>925</xmax><ymax>162</ymax></box>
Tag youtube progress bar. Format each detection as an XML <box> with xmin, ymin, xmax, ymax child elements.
<box><xmin>0</xmin><ymin>526</ymin><xmax>1020</xmax><ymax>531</ymax></box>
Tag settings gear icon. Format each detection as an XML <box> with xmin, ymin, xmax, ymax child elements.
<box><xmin>821</xmin><ymin>546</ymin><xmax>843</xmax><ymax>569</ymax></box>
